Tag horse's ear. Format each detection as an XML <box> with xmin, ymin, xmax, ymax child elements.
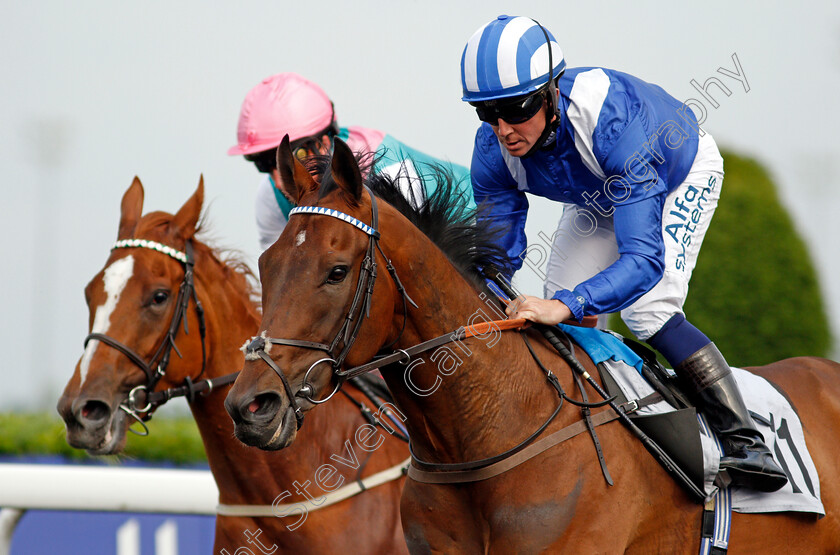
<box><xmin>329</xmin><ymin>138</ymin><xmax>363</xmax><ymax>202</ymax></box>
<box><xmin>118</xmin><ymin>176</ymin><xmax>144</xmax><ymax>239</ymax></box>
<box><xmin>172</xmin><ymin>174</ymin><xmax>204</xmax><ymax>239</ymax></box>
<box><xmin>276</xmin><ymin>135</ymin><xmax>318</xmax><ymax>204</ymax></box>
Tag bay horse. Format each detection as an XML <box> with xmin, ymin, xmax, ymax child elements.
<box><xmin>57</xmin><ymin>177</ymin><xmax>410</xmax><ymax>554</ymax></box>
<box><xmin>225</xmin><ymin>137</ymin><xmax>840</xmax><ymax>553</ymax></box>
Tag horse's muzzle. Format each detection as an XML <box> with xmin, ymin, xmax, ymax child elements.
<box><xmin>57</xmin><ymin>394</ymin><xmax>126</xmax><ymax>454</ymax></box>
<box><xmin>225</xmin><ymin>388</ymin><xmax>297</xmax><ymax>449</ymax></box>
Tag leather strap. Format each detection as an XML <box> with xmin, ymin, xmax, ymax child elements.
<box><xmin>265</xmin><ymin>337</ymin><xmax>332</xmax><ymax>353</ymax></box>
<box><xmin>217</xmin><ymin>457</ymin><xmax>410</xmax><ymax>517</ymax></box>
<box><xmin>337</xmin><ymin>329</ymin><xmax>469</xmax><ymax>379</ymax></box>
<box><xmin>336</xmin><ymin>319</ymin><xmax>529</xmax><ymax>379</ymax></box>
<box><xmin>407</xmin><ymin>391</ymin><xmax>663</xmax><ymax>485</ymax></box>
<box><xmin>574</xmin><ymin>370</ymin><xmax>614</xmax><ymax>486</ymax></box>
<box><xmin>407</xmin><ymin>407</ymin><xmax>621</xmax><ymax>484</ymax></box>
<box><xmin>257</xmin><ymin>350</ymin><xmax>305</xmax><ymax>429</ymax></box>
<box><xmin>336</xmin><ymin>316</ymin><xmax>588</xmax><ymax>380</ymax></box>
<box><xmin>146</xmin><ymin>372</ymin><xmax>240</xmax><ymax>405</ymax></box>
<box><xmin>85</xmin><ymin>332</ymin><xmax>155</xmax><ymax>382</ymax></box>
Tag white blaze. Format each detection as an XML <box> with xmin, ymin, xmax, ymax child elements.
<box><xmin>79</xmin><ymin>256</ymin><xmax>135</xmax><ymax>383</ymax></box>
<box><xmin>295</xmin><ymin>230</ymin><xmax>306</xmax><ymax>246</ymax></box>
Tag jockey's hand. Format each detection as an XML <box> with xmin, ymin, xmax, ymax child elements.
<box><xmin>505</xmin><ymin>295</ymin><xmax>573</xmax><ymax>325</ymax></box>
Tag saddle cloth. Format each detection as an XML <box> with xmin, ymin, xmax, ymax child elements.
<box><xmin>601</xmin><ymin>358</ymin><xmax>824</xmax><ymax>515</ymax></box>
<box><xmin>560</xmin><ymin>326</ymin><xmax>824</xmax><ymax>515</ymax></box>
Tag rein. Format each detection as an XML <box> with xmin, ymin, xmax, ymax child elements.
<box><xmin>404</xmin><ymin>330</ymin><xmax>617</xmax><ymax>479</ymax></box>
<box><xmin>83</xmin><ymin>239</ymin><xmax>210</xmax><ymax>434</ymax></box>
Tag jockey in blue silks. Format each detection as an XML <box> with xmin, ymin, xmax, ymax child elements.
<box><xmin>460</xmin><ymin>14</ymin><xmax>787</xmax><ymax>492</ymax></box>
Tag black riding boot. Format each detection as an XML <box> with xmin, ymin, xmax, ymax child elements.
<box><xmin>676</xmin><ymin>343</ymin><xmax>788</xmax><ymax>492</ymax></box>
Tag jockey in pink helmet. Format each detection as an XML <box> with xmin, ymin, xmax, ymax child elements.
<box><xmin>229</xmin><ymin>72</ymin><xmax>473</xmax><ymax>251</ymax></box>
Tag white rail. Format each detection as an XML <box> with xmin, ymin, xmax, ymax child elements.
<box><xmin>0</xmin><ymin>463</ymin><xmax>218</xmax><ymax>514</ymax></box>
<box><xmin>0</xmin><ymin>463</ymin><xmax>218</xmax><ymax>554</ymax></box>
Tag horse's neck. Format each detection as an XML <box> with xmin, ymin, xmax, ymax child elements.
<box><xmin>182</xmin><ymin>261</ymin><xmax>266</xmax><ymax>500</ymax></box>
<box><xmin>379</xmin><ymin>222</ymin><xmax>564</xmax><ymax>464</ymax></box>
<box><xmin>192</xmin><ymin>255</ymin><xmax>259</xmax><ymax>386</ymax></box>
<box><xmin>189</xmin><ymin>388</ymin><xmax>358</xmax><ymax>505</ymax></box>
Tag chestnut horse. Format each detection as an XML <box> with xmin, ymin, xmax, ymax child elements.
<box><xmin>225</xmin><ymin>137</ymin><xmax>840</xmax><ymax>553</ymax></box>
<box><xmin>57</xmin><ymin>177</ymin><xmax>409</xmax><ymax>554</ymax></box>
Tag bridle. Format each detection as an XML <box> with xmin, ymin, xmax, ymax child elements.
<box><xmin>84</xmin><ymin>238</ymin><xmax>212</xmax><ymax>434</ymax></box>
<box><xmin>242</xmin><ymin>187</ymin><xmax>417</xmax><ymax>430</ymax></box>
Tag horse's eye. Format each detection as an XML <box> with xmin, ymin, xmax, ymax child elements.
<box><xmin>327</xmin><ymin>266</ymin><xmax>348</xmax><ymax>284</ymax></box>
<box><xmin>151</xmin><ymin>290</ymin><xmax>170</xmax><ymax>305</ymax></box>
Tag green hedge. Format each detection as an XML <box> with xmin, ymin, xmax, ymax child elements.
<box><xmin>610</xmin><ymin>149</ymin><xmax>833</xmax><ymax>367</ymax></box>
<box><xmin>0</xmin><ymin>413</ymin><xmax>207</xmax><ymax>465</ymax></box>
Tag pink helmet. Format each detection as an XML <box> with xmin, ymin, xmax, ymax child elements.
<box><xmin>227</xmin><ymin>73</ymin><xmax>336</xmax><ymax>156</ymax></box>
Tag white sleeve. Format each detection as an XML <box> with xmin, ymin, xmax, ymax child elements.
<box><xmin>380</xmin><ymin>159</ymin><xmax>425</xmax><ymax>208</ymax></box>
<box><xmin>254</xmin><ymin>175</ymin><xmax>288</xmax><ymax>252</ymax></box>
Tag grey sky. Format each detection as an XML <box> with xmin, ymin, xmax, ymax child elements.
<box><xmin>2</xmin><ymin>1</ymin><xmax>838</xmax><ymax>411</ymax></box>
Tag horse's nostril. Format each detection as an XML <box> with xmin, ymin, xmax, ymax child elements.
<box><xmin>78</xmin><ymin>400</ymin><xmax>111</xmax><ymax>425</ymax></box>
<box><xmin>245</xmin><ymin>392</ymin><xmax>281</xmax><ymax>421</ymax></box>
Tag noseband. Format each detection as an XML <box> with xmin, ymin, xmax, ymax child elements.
<box><xmin>243</xmin><ymin>188</ymin><xmax>416</xmax><ymax>429</ymax></box>
<box><xmin>84</xmin><ymin>239</ymin><xmax>207</xmax><ymax>433</ymax></box>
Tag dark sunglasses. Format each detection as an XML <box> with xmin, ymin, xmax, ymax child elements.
<box><xmin>471</xmin><ymin>89</ymin><xmax>546</xmax><ymax>125</ymax></box>
<box><xmin>243</xmin><ymin>137</ymin><xmax>325</xmax><ymax>173</ymax></box>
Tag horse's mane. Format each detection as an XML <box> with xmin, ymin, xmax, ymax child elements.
<box><xmin>310</xmin><ymin>153</ymin><xmax>514</xmax><ymax>291</ymax></box>
<box><xmin>194</xmin><ymin>219</ymin><xmax>261</xmax><ymax>308</ymax></box>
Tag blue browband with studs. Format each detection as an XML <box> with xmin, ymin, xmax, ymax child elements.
<box><xmin>289</xmin><ymin>206</ymin><xmax>379</xmax><ymax>238</ymax></box>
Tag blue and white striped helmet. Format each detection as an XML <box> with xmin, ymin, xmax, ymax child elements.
<box><xmin>460</xmin><ymin>15</ymin><xmax>566</xmax><ymax>102</ymax></box>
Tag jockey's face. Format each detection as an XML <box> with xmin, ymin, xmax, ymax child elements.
<box><xmin>490</xmin><ymin>101</ymin><xmax>550</xmax><ymax>157</ymax></box>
